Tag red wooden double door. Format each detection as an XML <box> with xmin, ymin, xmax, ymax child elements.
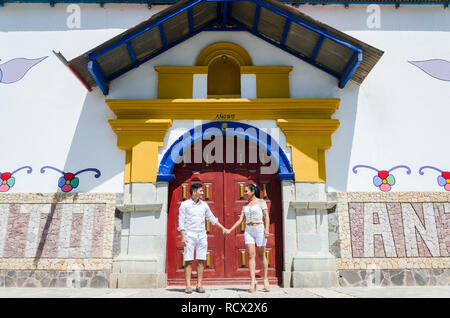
<box><xmin>166</xmin><ymin>138</ymin><xmax>283</xmax><ymax>285</ymax></box>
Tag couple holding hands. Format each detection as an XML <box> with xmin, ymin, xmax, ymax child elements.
<box><xmin>178</xmin><ymin>182</ymin><xmax>270</xmax><ymax>294</ymax></box>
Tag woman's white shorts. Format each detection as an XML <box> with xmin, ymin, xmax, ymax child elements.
<box><xmin>244</xmin><ymin>224</ymin><xmax>267</xmax><ymax>247</ymax></box>
<box><xmin>184</xmin><ymin>230</ymin><xmax>208</xmax><ymax>261</ymax></box>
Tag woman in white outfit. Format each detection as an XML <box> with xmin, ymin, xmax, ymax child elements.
<box><xmin>225</xmin><ymin>184</ymin><xmax>270</xmax><ymax>292</ymax></box>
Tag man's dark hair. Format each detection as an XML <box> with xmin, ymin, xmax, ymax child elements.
<box><xmin>189</xmin><ymin>182</ymin><xmax>203</xmax><ymax>195</ymax></box>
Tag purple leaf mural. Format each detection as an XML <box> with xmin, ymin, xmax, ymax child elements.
<box><xmin>408</xmin><ymin>59</ymin><xmax>450</xmax><ymax>81</ymax></box>
<box><xmin>0</xmin><ymin>56</ymin><xmax>48</xmax><ymax>84</ymax></box>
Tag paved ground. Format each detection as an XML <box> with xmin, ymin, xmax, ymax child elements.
<box><xmin>0</xmin><ymin>286</ymin><xmax>449</xmax><ymax>298</ymax></box>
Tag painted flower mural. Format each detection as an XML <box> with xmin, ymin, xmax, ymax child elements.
<box><xmin>373</xmin><ymin>170</ymin><xmax>396</xmax><ymax>192</ymax></box>
<box><xmin>0</xmin><ymin>166</ymin><xmax>33</xmax><ymax>192</ymax></box>
<box><xmin>419</xmin><ymin>166</ymin><xmax>450</xmax><ymax>191</ymax></box>
<box><xmin>58</xmin><ymin>173</ymin><xmax>80</xmax><ymax>192</ymax></box>
<box><xmin>40</xmin><ymin>166</ymin><xmax>101</xmax><ymax>192</ymax></box>
<box><xmin>0</xmin><ymin>57</ymin><xmax>47</xmax><ymax>84</ymax></box>
<box><xmin>352</xmin><ymin>165</ymin><xmax>411</xmax><ymax>192</ymax></box>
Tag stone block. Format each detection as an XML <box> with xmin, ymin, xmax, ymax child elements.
<box><xmin>296</xmin><ymin>210</ymin><xmax>316</xmax><ymax>233</ymax></box>
<box><xmin>127</xmin><ymin>235</ymin><xmax>165</xmax><ymax>257</ymax></box>
<box><xmin>122</xmin><ymin>212</ymin><xmax>130</xmax><ymax>236</ymax></box>
<box><xmin>281</xmin><ymin>271</ymin><xmax>292</xmax><ymax>288</ymax></box>
<box><xmin>293</xmin><ymin>255</ymin><xmax>337</xmax><ymax>272</ymax></box>
<box><xmin>129</xmin><ymin>212</ymin><xmax>164</xmax><ymax>236</ymax></box>
<box><xmin>117</xmin><ymin>273</ymin><xmax>167</xmax><ymax>288</ymax></box>
<box><xmin>123</xmin><ymin>184</ymin><xmax>132</xmax><ymax>205</ymax></box>
<box><xmin>292</xmin><ymin>271</ymin><xmax>338</xmax><ymax>288</ymax></box>
<box><xmin>114</xmin><ymin>257</ymin><xmax>158</xmax><ymax>273</ymax></box>
<box><xmin>297</xmin><ymin>234</ymin><xmax>322</xmax><ymax>252</ymax></box>
<box><xmin>131</xmin><ymin>183</ymin><xmax>157</xmax><ymax>205</ymax></box>
<box><xmin>90</xmin><ymin>275</ymin><xmax>109</xmax><ymax>288</ymax></box>
<box><xmin>294</xmin><ymin>183</ymin><xmax>327</xmax><ymax>202</ymax></box>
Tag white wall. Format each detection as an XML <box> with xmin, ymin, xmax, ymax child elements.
<box><xmin>299</xmin><ymin>4</ymin><xmax>450</xmax><ymax>192</ymax></box>
<box><xmin>0</xmin><ymin>4</ymin><xmax>167</xmax><ymax>193</ymax></box>
<box><xmin>1</xmin><ymin>4</ymin><xmax>449</xmax><ymax>193</ymax></box>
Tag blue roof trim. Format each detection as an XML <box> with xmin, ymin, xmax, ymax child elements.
<box><xmin>2</xmin><ymin>0</ymin><xmax>448</xmax><ymax>5</ymax></box>
<box><xmin>87</xmin><ymin>60</ymin><xmax>109</xmax><ymax>95</ymax></box>
<box><xmin>2</xmin><ymin>0</ymin><xmax>449</xmax><ymax>4</ymax></box>
<box><xmin>339</xmin><ymin>49</ymin><xmax>363</xmax><ymax>88</ymax></box>
<box><xmin>229</xmin><ymin>16</ymin><xmax>342</xmax><ymax>79</ymax></box>
<box><xmin>280</xmin><ymin>19</ymin><xmax>291</xmax><ymax>46</ymax></box>
<box><xmin>84</xmin><ymin>0</ymin><xmax>365</xmax><ymax>94</ymax></box>
<box><xmin>281</xmin><ymin>0</ymin><xmax>450</xmax><ymax>4</ymax></box>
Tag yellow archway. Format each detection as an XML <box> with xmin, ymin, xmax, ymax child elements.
<box><xmin>195</xmin><ymin>42</ymin><xmax>253</xmax><ymax>67</ymax></box>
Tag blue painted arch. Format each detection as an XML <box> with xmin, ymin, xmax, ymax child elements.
<box><xmin>157</xmin><ymin>121</ymin><xmax>294</xmax><ymax>182</ymax></box>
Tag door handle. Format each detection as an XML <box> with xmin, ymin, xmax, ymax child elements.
<box><xmin>205</xmin><ymin>219</ymin><xmax>210</xmax><ymax>232</ymax></box>
<box><xmin>263</xmin><ymin>184</ymin><xmax>267</xmax><ymax>198</ymax></box>
<box><xmin>206</xmin><ymin>252</ymin><xmax>211</xmax><ymax>267</ymax></box>
<box><xmin>239</xmin><ymin>184</ymin><xmax>244</xmax><ymax>199</ymax></box>
<box><xmin>240</xmin><ymin>250</ymin><xmax>246</xmax><ymax>267</ymax></box>
<box><xmin>205</xmin><ymin>184</ymin><xmax>210</xmax><ymax>200</ymax></box>
<box><xmin>241</xmin><ymin>221</ymin><xmax>245</xmax><ymax>232</ymax></box>
<box><xmin>182</xmin><ymin>253</ymin><xmax>185</xmax><ymax>268</ymax></box>
<box><xmin>182</xmin><ymin>185</ymin><xmax>187</xmax><ymax>200</ymax></box>
<box><xmin>265</xmin><ymin>250</ymin><xmax>270</xmax><ymax>266</ymax></box>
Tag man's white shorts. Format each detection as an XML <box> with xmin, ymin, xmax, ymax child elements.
<box><xmin>244</xmin><ymin>224</ymin><xmax>267</xmax><ymax>247</ymax></box>
<box><xmin>184</xmin><ymin>231</ymin><xmax>208</xmax><ymax>261</ymax></box>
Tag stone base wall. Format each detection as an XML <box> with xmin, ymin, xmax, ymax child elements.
<box><xmin>335</xmin><ymin>192</ymin><xmax>450</xmax><ymax>287</ymax></box>
<box><xmin>0</xmin><ymin>193</ymin><xmax>117</xmax><ymax>288</ymax></box>
<box><xmin>338</xmin><ymin>269</ymin><xmax>450</xmax><ymax>287</ymax></box>
<box><xmin>0</xmin><ymin>270</ymin><xmax>110</xmax><ymax>288</ymax></box>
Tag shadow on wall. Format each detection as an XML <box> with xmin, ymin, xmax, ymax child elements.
<box><xmin>325</xmin><ymin>82</ymin><xmax>360</xmax><ymax>192</ymax></box>
<box><xmin>62</xmin><ymin>90</ymin><xmax>124</xmax><ymax>192</ymax></box>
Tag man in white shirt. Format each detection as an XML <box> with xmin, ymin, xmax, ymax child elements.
<box><xmin>178</xmin><ymin>182</ymin><xmax>227</xmax><ymax>294</ymax></box>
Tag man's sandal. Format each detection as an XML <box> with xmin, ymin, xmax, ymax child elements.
<box><xmin>196</xmin><ymin>286</ymin><xmax>205</xmax><ymax>293</ymax></box>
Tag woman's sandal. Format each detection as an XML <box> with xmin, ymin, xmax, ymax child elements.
<box><xmin>248</xmin><ymin>281</ymin><xmax>257</xmax><ymax>293</ymax></box>
<box><xmin>263</xmin><ymin>280</ymin><xmax>270</xmax><ymax>292</ymax></box>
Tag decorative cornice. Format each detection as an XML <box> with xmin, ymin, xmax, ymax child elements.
<box><xmin>108</xmin><ymin>119</ymin><xmax>173</xmax><ymax>136</ymax></box>
<box><xmin>105</xmin><ymin>98</ymin><xmax>340</xmax><ymax>120</ymax></box>
<box><xmin>116</xmin><ymin>203</ymin><xmax>163</xmax><ymax>213</ymax></box>
<box><xmin>277</xmin><ymin>118</ymin><xmax>340</xmax><ymax>134</ymax></box>
<box><xmin>290</xmin><ymin>200</ymin><xmax>337</xmax><ymax>210</ymax></box>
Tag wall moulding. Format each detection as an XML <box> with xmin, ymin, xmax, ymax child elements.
<box><xmin>105</xmin><ymin>98</ymin><xmax>340</xmax><ymax>120</ymax></box>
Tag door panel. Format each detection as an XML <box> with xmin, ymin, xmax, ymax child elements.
<box><xmin>166</xmin><ymin>141</ymin><xmax>225</xmax><ymax>282</ymax></box>
<box><xmin>166</xmin><ymin>137</ymin><xmax>283</xmax><ymax>285</ymax></box>
<box><xmin>223</xmin><ymin>169</ymin><xmax>282</xmax><ymax>283</ymax></box>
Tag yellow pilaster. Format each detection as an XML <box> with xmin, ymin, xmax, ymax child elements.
<box><xmin>277</xmin><ymin>119</ymin><xmax>340</xmax><ymax>183</ymax></box>
<box><xmin>109</xmin><ymin>119</ymin><xmax>173</xmax><ymax>183</ymax></box>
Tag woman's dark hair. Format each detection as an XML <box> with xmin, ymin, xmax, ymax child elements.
<box><xmin>246</xmin><ymin>184</ymin><xmax>260</xmax><ymax>198</ymax></box>
<box><xmin>189</xmin><ymin>182</ymin><xmax>203</xmax><ymax>195</ymax></box>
